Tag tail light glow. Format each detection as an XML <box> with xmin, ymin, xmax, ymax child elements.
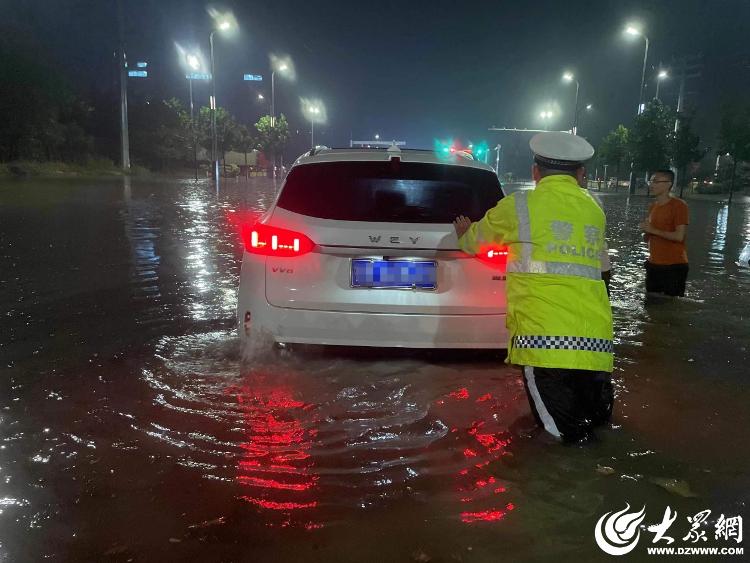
<box><xmin>477</xmin><ymin>245</ymin><xmax>509</xmax><ymax>270</ymax></box>
<box><xmin>242</xmin><ymin>223</ymin><xmax>315</xmax><ymax>257</ymax></box>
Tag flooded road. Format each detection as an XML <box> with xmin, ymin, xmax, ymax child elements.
<box><xmin>1</xmin><ymin>177</ymin><xmax>748</xmax><ymax>562</ymax></box>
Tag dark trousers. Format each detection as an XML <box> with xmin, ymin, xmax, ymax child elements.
<box><xmin>522</xmin><ymin>366</ymin><xmax>614</xmax><ymax>443</ymax></box>
<box><xmin>645</xmin><ymin>261</ymin><xmax>689</xmax><ymax>297</ymax></box>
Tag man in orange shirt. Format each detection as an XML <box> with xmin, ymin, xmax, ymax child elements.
<box><xmin>639</xmin><ymin>169</ymin><xmax>689</xmax><ymax>296</ymax></box>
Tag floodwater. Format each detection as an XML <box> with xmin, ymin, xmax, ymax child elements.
<box><xmin>1</xmin><ymin>177</ymin><xmax>748</xmax><ymax>562</ymax></box>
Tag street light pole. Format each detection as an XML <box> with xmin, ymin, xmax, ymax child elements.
<box><xmin>116</xmin><ymin>0</ymin><xmax>130</xmax><ymax>171</ymax></box>
<box><xmin>307</xmin><ymin>106</ymin><xmax>320</xmax><ymax>149</ymax></box>
<box><xmin>572</xmin><ymin>79</ymin><xmax>580</xmax><ymax>134</ymax></box>
<box><xmin>562</xmin><ymin>72</ymin><xmax>580</xmax><ymax>134</ymax></box>
<box><xmin>655</xmin><ymin>70</ymin><xmax>668</xmax><ymax>101</ymax></box>
<box><xmin>271</xmin><ymin>70</ymin><xmax>276</xmax><ymax>126</ymax></box>
<box><xmin>209</xmin><ymin>30</ymin><xmax>219</xmax><ymax>193</ymax></box>
<box><xmin>625</xmin><ymin>24</ymin><xmax>650</xmax><ymax>194</ymax></box>
<box><xmin>638</xmin><ymin>35</ymin><xmax>650</xmax><ymax>114</ymax></box>
<box><xmin>189</xmin><ymin>77</ymin><xmax>197</xmax><ymax>181</ymax></box>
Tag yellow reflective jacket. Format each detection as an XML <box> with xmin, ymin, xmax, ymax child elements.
<box><xmin>459</xmin><ymin>175</ymin><xmax>613</xmax><ymax>372</ymax></box>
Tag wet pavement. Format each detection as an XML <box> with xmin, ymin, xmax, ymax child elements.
<box><xmin>1</xmin><ymin>176</ymin><xmax>748</xmax><ymax>562</ymax></box>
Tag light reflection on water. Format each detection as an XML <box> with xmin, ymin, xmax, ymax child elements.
<box><xmin>138</xmin><ymin>331</ymin><xmax>523</xmax><ymax>529</ymax></box>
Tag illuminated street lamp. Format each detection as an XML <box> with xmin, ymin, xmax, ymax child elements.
<box><xmin>577</xmin><ymin>103</ymin><xmax>594</xmax><ymax>135</ymax></box>
<box><xmin>655</xmin><ymin>69</ymin><xmax>669</xmax><ymax>101</ymax></box>
<box><xmin>209</xmin><ymin>12</ymin><xmax>236</xmax><ymax>191</ymax></box>
<box><xmin>562</xmin><ymin>71</ymin><xmax>580</xmax><ymax>134</ymax></box>
<box><xmin>624</xmin><ymin>23</ymin><xmax>650</xmax><ymax>115</ymax></box>
<box><xmin>375</xmin><ymin>133</ymin><xmax>380</xmax><ymax>140</ymax></box>
<box><xmin>185</xmin><ymin>51</ymin><xmax>202</xmax><ymax>180</ymax></box>
<box><xmin>539</xmin><ymin>110</ymin><xmax>555</xmax><ymax>130</ymax></box>
<box><xmin>307</xmin><ymin>105</ymin><xmax>321</xmax><ymax>148</ymax></box>
<box><xmin>271</xmin><ymin>61</ymin><xmax>289</xmax><ymax>127</ymax></box>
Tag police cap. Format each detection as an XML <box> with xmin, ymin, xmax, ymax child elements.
<box><xmin>530</xmin><ymin>131</ymin><xmax>595</xmax><ymax>170</ymax></box>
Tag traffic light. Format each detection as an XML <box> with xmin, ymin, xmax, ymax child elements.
<box><xmin>473</xmin><ymin>141</ymin><xmax>489</xmax><ymax>161</ymax></box>
<box><xmin>434</xmin><ymin>138</ymin><xmax>455</xmax><ymax>159</ymax></box>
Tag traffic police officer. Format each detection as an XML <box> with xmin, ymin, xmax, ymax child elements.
<box><xmin>454</xmin><ymin>132</ymin><xmax>614</xmax><ymax>443</ymax></box>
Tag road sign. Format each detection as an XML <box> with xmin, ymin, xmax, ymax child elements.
<box><xmin>128</xmin><ymin>70</ymin><xmax>148</xmax><ymax>78</ymax></box>
<box><xmin>243</xmin><ymin>74</ymin><xmax>263</xmax><ymax>81</ymax></box>
<box><xmin>186</xmin><ymin>72</ymin><xmax>212</xmax><ymax>80</ymax></box>
<box><xmin>136</xmin><ymin>61</ymin><xmax>148</xmax><ymax>68</ymax></box>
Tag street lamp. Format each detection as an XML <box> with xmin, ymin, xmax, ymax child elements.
<box><xmin>625</xmin><ymin>22</ymin><xmax>650</xmax><ymax>195</ymax></box>
<box><xmin>624</xmin><ymin>23</ymin><xmax>650</xmax><ymax>115</ymax></box>
<box><xmin>375</xmin><ymin>133</ymin><xmax>380</xmax><ymax>141</ymax></box>
<box><xmin>186</xmin><ymin>52</ymin><xmax>202</xmax><ymax>181</ymax></box>
<box><xmin>577</xmin><ymin>103</ymin><xmax>594</xmax><ymax>135</ymax></box>
<box><xmin>271</xmin><ymin>59</ymin><xmax>291</xmax><ymax>127</ymax></box>
<box><xmin>307</xmin><ymin>105</ymin><xmax>320</xmax><ymax>148</ymax></box>
<box><xmin>655</xmin><ymin>69</ymin><xmax>669</xmax><ymax>101</ymax></box>
<box><xmin>562</xmin><ymin>71</ymin><xmax>580</xmax><ymax>134</ymax></box>
<box><xmin>539</xmin><ymin>110</ymin><xmax>554</xmax><ymax>130</ymax></box>
<box><xmin>209</xmin><ymin>14</ymin><xmax>236</xmax><ymax>192</ymax></box>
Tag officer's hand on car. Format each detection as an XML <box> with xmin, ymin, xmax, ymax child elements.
<box><xmin>453</xmin><ymin>215</ymin><xmax>472</xmax><ymax>238</ymax></box>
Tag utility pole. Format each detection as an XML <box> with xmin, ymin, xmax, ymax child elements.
<box><xmin>116</xmin><ymin>0</ymin><xmax>130</xmax><ymax>170</ymax></box>
<box><xmin>210</xmin><ymin>31</ymin><xmax>219</xmax><ymax>193</ymax></box>
<box><xmin>188</xmin><ymin>77</ymin><xmax>197</xmax><ymax>180</ymax></box>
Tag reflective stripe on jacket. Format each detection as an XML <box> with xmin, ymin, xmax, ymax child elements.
<box><xmin>458</xmin><ymin>174</ymin><xmax>614</xmax><ymax>372</ymax></box>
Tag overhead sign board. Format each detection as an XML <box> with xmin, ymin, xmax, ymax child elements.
<box><xmin>128</xmin><ymin>70</ymin><xmax>148</xmax><ymax>78</ymax></box>
<box><xmin>243</xmin><ymin>74</ymin><xmax>263</xmax><ymax>81</ymax></box>
<box><xmin>136</xmin><ymin>61</ymin><xmax>148</xmax><ymax>68</ymax></box>
<box><xmin>186</xmin><ymin>72</ymin><xmax>212</xmax><ymax>80</ymax></box>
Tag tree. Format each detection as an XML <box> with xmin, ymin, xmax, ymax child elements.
<box><xmin>255</xmin><ymin>114</ymin><xmax>290</xmax><ymax>170</ymax></box>
<box><xmin>233</xmin><ymin>125</ymin><xmax>258</xmax><ymax>165</ymax></box>
<box><xmin>0</xmin><ymin>45</ymin><xmax>94</xmax><ymax>163</ymax></box>
<box><xmin>598</xmin><ymin>125</ymin><xmax>630</xmax><ymax>181</ymax></box>
<box><xmin>129</xmin><ymin>98</ymin><xmax>190</xmax><ymax>169</ymax></box>
<box><xmin>629</xmin><ymin>100</ymin><xmax>676</xmax><ymax>175</ymax></box>
<box><xmin>672</xmin><ymin>112</ymin><xmax>705</xmax><ymax>197</ymax></box>
<box><xmin>195</xmin><ymin>106</ymin><xmax>239</xmax><ymax>165</ymax></box>
<box><xmin>717</xmin><ymin>103</ymin><xmax>750</xmax><ymax>204</ymax></box>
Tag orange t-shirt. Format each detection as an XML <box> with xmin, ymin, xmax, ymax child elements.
<box><xmin>647</xmin><ymin>197</ymin><xmax>689</xmax><ymax>265</ymax></box>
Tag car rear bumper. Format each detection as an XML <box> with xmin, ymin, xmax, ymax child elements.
<box><xmin>240</xmin><ymin>302</ymin><xmax>507</xmax><ymax>349</ymax></box>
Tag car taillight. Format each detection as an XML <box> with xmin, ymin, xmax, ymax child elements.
<box><xmin>476</xmin><ymin>245</ymin><xmax>509</xmax><ymax>270</ymax></box>
<box><xmin>241</xmin><ymin>223</ymin><xmax>315</xmax><ymax>257</ymax></box>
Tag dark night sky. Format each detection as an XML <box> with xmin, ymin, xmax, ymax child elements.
<box><xmin>6</xmin><ymin>0</ymin><xmax>750</xmax><ymax>171</ymax></box>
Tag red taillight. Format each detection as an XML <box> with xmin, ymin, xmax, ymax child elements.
<box><xmin>241</xmin><ymin>223</ymin><xmax>315</xmax><ymax>257</ymax></box>
<box><xmin>477</xmin><ymin>245</ymin><xmax>509</xmax><ymax>270</ymax></box>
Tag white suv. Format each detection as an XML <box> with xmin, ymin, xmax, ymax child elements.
<box><xmin>237</xmin><ymin>146</ymin><xmax>509</xmax><ymax>348</ymax></box>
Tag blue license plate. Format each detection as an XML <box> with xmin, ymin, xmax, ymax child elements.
<box><xmin>351</xmin><ymin>260</ymin><xmax>437</xmax><ymax>289</ymax></box>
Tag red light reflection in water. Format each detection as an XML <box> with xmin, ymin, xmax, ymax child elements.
<box><xmin>439</xmin><ymin>387</ymin><xmax>517</xmax><ymax>525</ymax></box>
<box><xmin>461</xmin><ymin>503</ymin><xmax>516</xmax><ymax>523</ymax></box>
<box><xmin>231</xmin><ymin>384</ymin><xmax>322</xmax><ymax>528</ymax></box>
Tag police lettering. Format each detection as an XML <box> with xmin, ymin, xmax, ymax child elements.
<box><xmin>546</xmin><ymin>243</ymin><xmax>599</xmax><ymax>259</ymax></box>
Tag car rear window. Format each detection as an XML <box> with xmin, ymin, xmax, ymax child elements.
<box><xmin>276</xmin><ymin>160</ymin><xmax>503</xmax><ymax>223</ymax></box>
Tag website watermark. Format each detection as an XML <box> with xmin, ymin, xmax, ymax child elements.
<box><xmin>594</xmin><ymin>504</ymin><xmax>743</xmax><ymax>557</ymax></box>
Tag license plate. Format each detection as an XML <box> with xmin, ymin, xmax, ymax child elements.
<box><xmin>350</xmin><ymin>260</ymin><xmax>437</xmax><ymax>289</ymax></box>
